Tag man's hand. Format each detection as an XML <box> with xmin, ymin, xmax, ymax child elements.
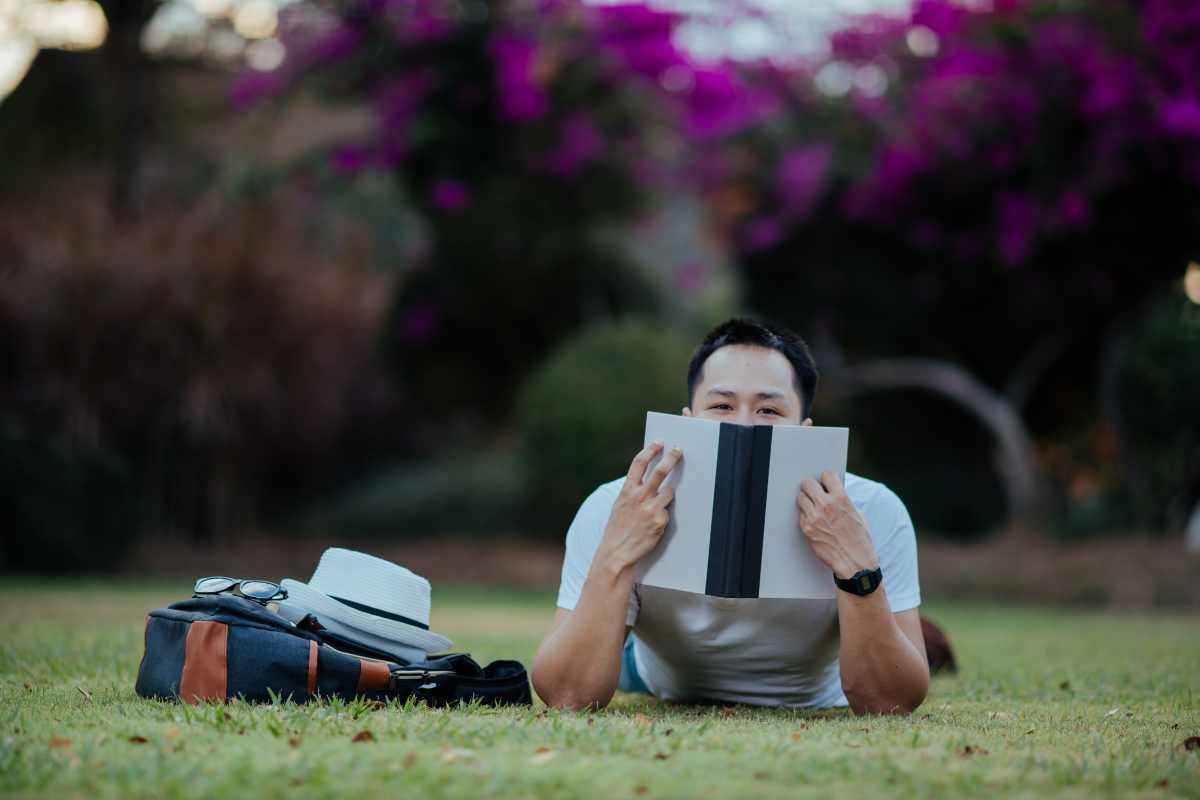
<box><xmin>796</xmin><ymin>470</ymin><xmax>879</xmax><ymax>580</ymax></box>
<box><xmin>593</xmin><ymin>441</ymin><xmax>682</xmax><ymax>578</ymax></box>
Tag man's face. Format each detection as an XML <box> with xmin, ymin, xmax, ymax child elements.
<box><xmin>683</xmin><ymin>344</ymin><xmax>811</xmax><ymax>427</ymax></box>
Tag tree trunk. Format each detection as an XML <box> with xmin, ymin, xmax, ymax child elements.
<box><xmin>826</xmin><ymin>358</ymin><xmax>1044</xmax><ymax>528</ymax></box>
<box><xmin>99</xmin><ymin>0</ymin><xmax>157</xmax><ymax>218</ymax></box>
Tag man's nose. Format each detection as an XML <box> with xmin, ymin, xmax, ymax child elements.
<box><xmin>734</xmin><ymin>409</ymin><xmax>755</xmax><ymax>426</ymax></box>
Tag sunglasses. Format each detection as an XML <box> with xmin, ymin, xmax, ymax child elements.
<box><xmin>193</xmin><ymin>576</ymin><xmax>287</xmax><ymax>603</ymax></box>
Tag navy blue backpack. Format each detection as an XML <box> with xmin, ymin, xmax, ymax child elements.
<box><xmin>135</xmin><ymin>595</ymin><xmax>532</xmax><ymax>706</ymax></box>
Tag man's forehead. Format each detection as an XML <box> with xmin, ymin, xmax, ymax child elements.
<box><xmin>696</xmin><ymin>345</ymin><xmax>799</xmax><ymax>398</ymax></box>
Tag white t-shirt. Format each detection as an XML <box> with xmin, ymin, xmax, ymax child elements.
<box><xmin>555</xmin><ymin>472</ymin><xmax>921</xmax><ymax>708</ymax></box>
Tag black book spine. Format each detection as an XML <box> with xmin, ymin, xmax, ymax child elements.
<box><xmin>740</xmin><ymin>425</ymin><xmax>772</xmax><ymax>598</ymax></box>
<box><xmin>705</xmin><ymin>423</ymin><xmax>773</xmax><ymax>599</ymax></box>
<box><xmin>706</xmin><ymin>424</ymin><xmax>740</xmax><ymax>597</ymax></box>
<box><xmin>724</xmin><ymin>425</ymin><xmax>752</xmax><ymax>597</ymax></box>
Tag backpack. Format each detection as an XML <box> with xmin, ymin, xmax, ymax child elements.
<box><xmin>135</xmin><ymin>595</ymin><xmax>532</xmax><ymax>706</ymax></box>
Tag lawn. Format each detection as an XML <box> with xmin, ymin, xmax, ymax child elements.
<box><xmin>1</xmin><ymin>580</ymin><xmax>1198</xmax><ymax>799</ymax></box>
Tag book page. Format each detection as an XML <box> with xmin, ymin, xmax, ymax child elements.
<box><xmin>757</xmin><ymin>425</ymin><xmax>847</xmax><ymax>599</ymax></box>
<box><xmin>635</xmin><ymin>412</ymin><xmax>721</xmax><ymax>594</ymax></box>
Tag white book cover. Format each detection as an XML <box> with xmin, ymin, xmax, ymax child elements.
<box><xmin>635</xmin><ymin>412</ymin><xmax>848</xmax><ymax>599</ymax></box>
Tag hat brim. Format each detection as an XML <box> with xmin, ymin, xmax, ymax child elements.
<box><xmin>280</xmin><ymin>579</ymin><xmax>453</xmax><ymax>654</ymax></box>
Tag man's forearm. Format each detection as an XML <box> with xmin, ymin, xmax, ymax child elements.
<box><xmin>531</xmin><ymin>559</ymin><xmax>633</xmax><ymax>710</ymax></box>
<box><xmin>837</xmin><ymin>589</ymin><xmax>929</xmax><ymax>715</ymax></box>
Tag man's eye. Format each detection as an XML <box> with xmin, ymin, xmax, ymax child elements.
<box><xmin>710</xmin><ymin>403</ymin><xmax>732</xmax><ymax>411</ymax></box>
<box><xmin>759</xmin><ymin>408</ymin><xmax>779</xmax><ymax>415</ymax></box>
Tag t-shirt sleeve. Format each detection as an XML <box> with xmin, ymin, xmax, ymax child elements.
<box><xmin>555</xmin><ymin>481</ymin><xmax>639</xmax><ymax>627</ymax></box>
<box><xmin>868</xmin><ymin>486</ymin><xmax>922</xmax><ymax>613</ymax></box>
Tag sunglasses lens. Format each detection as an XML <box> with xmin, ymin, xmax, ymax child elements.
<box><xmin>195</xmin><ymin>577</ymin><xmax>235</xmax><ymax>594</ymax></box>
<box><xmin>240</xmin><ymin>580</ymin><xmax>281</xmax><ymax>600</ymax></box>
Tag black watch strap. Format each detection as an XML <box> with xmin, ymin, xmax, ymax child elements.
<box><xmin>834</xmin><ymin>567</ymin><xmax>883</xmax><ymax>596</ymax></box>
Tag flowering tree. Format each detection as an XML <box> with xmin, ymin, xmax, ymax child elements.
<box><xmin>716</xmin><ymin>0</ymin><xmax>1200</xmax><ymax>530</ymax></box>
<box><xmin>235</xmin><ymin>0</ymin><xmax>773</xmax><ymax>412</ymax></box>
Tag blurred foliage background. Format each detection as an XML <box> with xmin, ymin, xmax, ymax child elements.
<box><xmin>1</xmin><ymin>0</ymin><xmax>1198</xmax><ymax>572</ymax></box>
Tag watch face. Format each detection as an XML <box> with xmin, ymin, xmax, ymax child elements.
<box><xmin>859</xmin><ymin>574</ymin><xmax>874</xmax><ymax>592</ymax></box>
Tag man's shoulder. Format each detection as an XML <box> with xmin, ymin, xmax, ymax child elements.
<box><xmin>844</xmin><ymin>472</ymin><xmax>907</xmax><ymax>517</ymax></box>
<box><xmin>586</xmin><ymin>477</ymin><xmax>626</xmax><ymax>504</ymax></box>
<box><xmin>570</xmin><ymin>477</ymin><xmax>625</xmax><ymax>526</ymax></box>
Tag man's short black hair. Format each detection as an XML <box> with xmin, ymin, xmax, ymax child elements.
<box><xmin>686</xmin><ymin>318</ymin><xmax>819</xmax><ymax>418</ymax></box>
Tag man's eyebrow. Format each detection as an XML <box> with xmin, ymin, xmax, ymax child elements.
<box><xmin>704</xmin><ymin>387</ymin><xmax>787</xmax><ymax>400</ymax></box>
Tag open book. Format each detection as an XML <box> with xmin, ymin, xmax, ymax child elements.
<box><xmin>636</xmin><ymin>412</ymin><xmax>849</xmax><ymax>599</ymax></box>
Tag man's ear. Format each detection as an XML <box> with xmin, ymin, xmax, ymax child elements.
<box><xmin>802</xmin><ymin>417</ymin><xmax>813</xmax><ymax>426</ymax></box>
<box><xmin>681</xmin><ymin>406</ymin><xmax>692</xmax><ymax>417</ymax></box>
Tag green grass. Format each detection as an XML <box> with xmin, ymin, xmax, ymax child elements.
<box><xmin>1</xmin><ymin>580</ymin><xmax>1198</xmax><ymax>799</ymax></box>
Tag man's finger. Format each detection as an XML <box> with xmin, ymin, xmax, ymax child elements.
<box><xmin>627</xmin><ymin>441</ymin><xmax>664</xmax><ymax>484</ymax></box>
<box><xmin>645</xmin><ymin>447</ymin><xmax>683</xmax><ymax>493</ymax></box>
<box><xmin>652</xmin><ymin>485</ymin><xmax>675</xmax><ymax>508</ymax></box>
<box><xmin>800</xmin><ymin>477</ymin><xmax>826</xmax><ymax>504</ymax></box>
<box><xmin>821</xmin><ymin>469</ymin><xmax>845</xmax><ymax>495</ymax></box>
<box><xmin>796</xmin><ymin>490</ymin><xmax>815</xmax><ymax>518</ymax></box>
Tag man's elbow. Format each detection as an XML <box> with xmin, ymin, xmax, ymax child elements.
<box><xmin>846</xmin><ymin>684</ymin><xmax>928</xmax><ymax>716</ymax></box>
<box><xmin>532</xmin><ymin>678</ymin><xmax>614</xmax><ymax>711</ymax></box>
<box><xmin>531</xmin><ymin>662</ymin><xmax>614</xmax><ymax>711</ymax></box>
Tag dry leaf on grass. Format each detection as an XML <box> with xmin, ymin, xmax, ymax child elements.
<box><xmin>958</xmin><ymin>745</ymin><xmax>989</xmax><ymax>757</ymax></box>
<box><xmin>1182</xmin><ymin>736</ymin><xmax>1200</xmax><ymax>751</ymax></box>
<box><xmin>1104</xmin><ymin>708</ymin><xmax>1121</xmax><ymax>718</ymax></box>
<box><xmin>653</xmin><ymin>752</ymin><xmax>670</xmax><ymax>760</ymax></box>
<box><xmin>128</xmin><ymin>736</ymin><xmax>148</xmax><ymax>744</ymax></box>
<box><xmin>1059</xmin><ymin>680</ymin><xmax>1071</xmax><ymax>690</ymax></box>
<box><xmin>1155</xmin><ymin>778</ymin><xmax>1169</xmax><ymax>788</ymax></box>
<box><xmin>164</xmin><ymin>726</ymin><xmax>181</xmax><ymax>739</ymax></box>
<box><xmin>351</xmin><ymin>731</ymin><xmax>375</xmax><ymax>743</ymax></box>
<box><xmin>403</xmin><ymin>752</ymin><xmax>418</xmax><ymax>768</ymax></box>
<box><xmin>634</xmin><ymin>786</ymin><xmax>648</xmax><ymax>796</ymax></box>
<box><xmin>720</xmin><ymin>708</ymin><xmax>736</xmax><ymax>718</ymax></box>
<box><xmin>76</xmin><ymin>687</ymin><xmax>92</xmax><ymax>702</ymax></box>
<box><xmin>288</xmin><ymin>737</ymin><xmax>302</xmax><ymax>748</ymax></box>
<box><xmin>48</xmin><ymin>737</ymin><xmax>72</xmax><ymax>750</ymax></box>
<box><xmin>530</xmin><ymin>749</ymin><xmax>556</xmax><ymax>765</ymax></box>
<box><xmin>989</xmin><ymin>712</ymin><xmax>1012</xmax><ymax>721</ymax></box>
<box><xmin>791</xmin><ymin>731</ymin><xmax>804</xmax><ymax>742</ymax></box>
<box><xmin>634</xmin><ymin>713</ymin><xmax>650</xmax><ymax>726</ymax></box>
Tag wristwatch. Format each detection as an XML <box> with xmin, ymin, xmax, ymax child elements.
<box><xmin>834</xmin><ymin>567</ymin><xmax>883</xmax><ymax>596</ymax></box>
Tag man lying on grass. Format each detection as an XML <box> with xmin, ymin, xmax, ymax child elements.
<box><xmin>532</xmin><ymin>318</ymin><xmax>929</xmax><ymax>714</ymax></box>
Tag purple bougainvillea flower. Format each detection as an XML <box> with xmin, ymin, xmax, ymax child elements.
<box><xmin>398</xmin><ymin>302</ymin><xmax>440</xmax><ymax>344</ymax></box>
<box><xmin>1160</xmin><ymin>95</ymin><xmax>1200</xmax><ymax>138</ymax></box>
<box><xmin>490</xmin><ymin>34</ymin><xmax>548</xmax><ymax>122</ymax></box>
<box><xmin>744</xmin><ymin>216</ymin><xmax>784</xmax><ymax>251</ymax></box>
<box><xmin>911</xmin><ymin>0</ymin><xmax>968</xmax><ymax>36</ymax></box>
<box><xmin>229</xmin><ymin>72</ymin><xmax>282</xmax><ymax>110</ymax></box>
<box><xmin>387</xmin><ymin>5</ymin><xmax>455</xmax><ymax>46</ymax></box>
<box><xmin>330</xmin><ymin>144</ymin><xmax>369</xmax><ymax>176</ymax></box>
<box><xmin>869</xmin><ymin>145</ymin><xmax>927</xmax><ymax>206</ymax></box>
<box><xmin>1056</xmin><ymin>190</ymin><xmax>1090</xmax><ymax>227</ymax></box>
<box><xmin>374</xmin><ymin>71</ymin><xmax>433</xmax><ymax>131</ymax></box>
<box><xmin>996</xmin><ymin>193</ymin><xmax>1038</xmax><ymax>265</ymax></box>
<box><xmin>541</xmin><ymin>113</ymin><xmax>605</xmax><ymax>177</ymax></box>
<box><xmin>684</xmin><ymin>66</ymin><xmax>779</xmax><ymax>140</ymax></box>
<box><xmin>595</xmin><ymin>3</ymin><xmax>684</xmax><ymax>79</ymax></box>
<box><xmin>311</xmin><ymin>22</ymin><xmax>364</xmax><ymax>63</ymax></box>
<box><xmin>775</xmin><ymin>144</ymin><xmax>832</xmax><ymax>220</ymax></box>
<box><xmin>829</xmin><ymin>19</ymin><xmax>906</xmax><ymax>63</ymax></box>
<box><xmin>430</xmin><ymin>178</ymin><xmax>471</xmax><ymax>212</ymax></box>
